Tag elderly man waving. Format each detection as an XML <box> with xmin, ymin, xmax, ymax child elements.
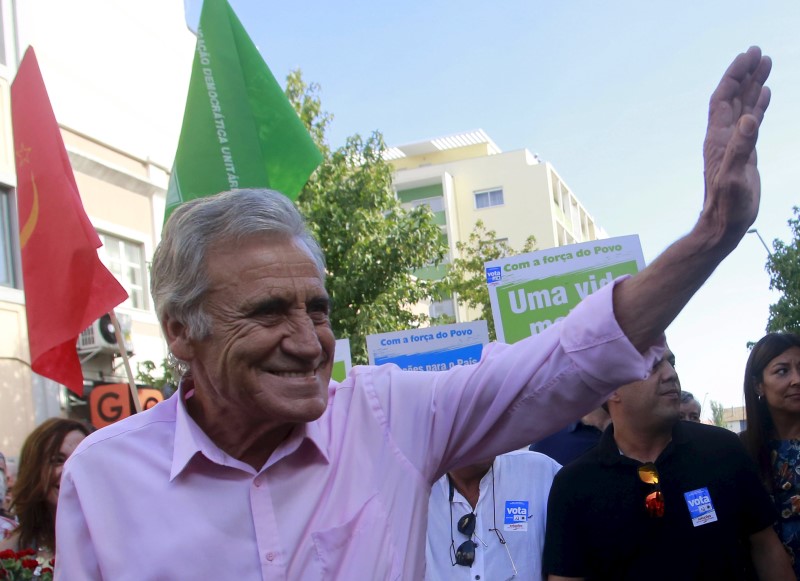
<box><xmin>56</xmin><ymin>47</ymin><xmax>772</xmax><ymax>580</ymax></box>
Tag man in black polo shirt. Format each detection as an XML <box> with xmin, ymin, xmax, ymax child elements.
<box><xmin>542</xmin><ymin>347</ymin><xmax>793</xmax><ymax>581</ymax></box>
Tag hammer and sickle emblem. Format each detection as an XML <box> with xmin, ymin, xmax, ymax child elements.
<box><xmin>19</xmin><ymin>172</ymin><xmax>39</xmax><ymax>249</ymax></box>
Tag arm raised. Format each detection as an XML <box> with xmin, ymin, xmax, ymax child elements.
<box><xmin>614</xmin><ymin>46</ymin><xmax>772</xmax><ymax>351</ymax></box>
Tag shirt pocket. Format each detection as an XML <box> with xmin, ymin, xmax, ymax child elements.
<box><xmin>311</xmin><ymin>493</ymin><xmax>401</xmax><ymax>580</ymax></box>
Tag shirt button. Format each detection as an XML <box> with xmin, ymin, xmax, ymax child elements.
<box><xmin>266</xmin><ymin>552</ymin><xmax>275</xmax><ymax>562</ymax></box>
<box><xmin>475</xmin><ymin>576</ymin><xmax>480</xmax><ymax>580</ymax></box>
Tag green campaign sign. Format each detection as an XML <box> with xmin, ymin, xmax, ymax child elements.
<box><xmin>332</xmin><ymin>338</ymin><xmax>352</xmax><ymax>383</ymax></box>
<box><xmin>486</xmin><ymin>235</ymin><xmax>645</xmax><ymax>343</ymax></box>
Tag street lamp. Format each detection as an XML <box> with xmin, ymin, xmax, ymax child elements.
<box><xmin>747</xmin><ymin>228</ymin><xmax>773</xmax><ymax>257</ymax></box>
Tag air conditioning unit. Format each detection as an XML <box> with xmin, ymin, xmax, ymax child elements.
<box><xmin>77</xmin><ymin>313</ymin><xmax>134</xmax><ymax>355</ymax></box>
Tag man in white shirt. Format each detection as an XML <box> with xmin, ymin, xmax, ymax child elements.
<box><xmin>426</xmin><ymin>450</ymin><xmax>561</xmax><ymax>580</ymax></box>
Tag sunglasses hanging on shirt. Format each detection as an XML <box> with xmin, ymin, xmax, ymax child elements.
<box><xmin>638</xmin><ymin>462</ymin><xmax>665</xmax><ymax>518</ymax></box>
<box><xmin>448</xmin><ymin>476</ymin><xmax>486</xmax><ymax>566</ymax></box>
<box><xmin>447</xmin><ymin>466</ymin><xmax>518</xmax><ymax>576</ymax></box>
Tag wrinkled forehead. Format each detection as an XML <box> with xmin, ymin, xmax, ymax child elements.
<box><xmin>209</xmin><ymin>233</ymin><xmax>324</xmax><ymax>277</ymax></box>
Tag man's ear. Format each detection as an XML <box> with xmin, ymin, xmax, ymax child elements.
<box><xmin>606</xmin><ymin>390</ymin><xmax>623</xmax><ymax>405</ymax></box>
<box><xmin>163</xmin><ymin>315</ymin><xmax>195</xmax><ymax>361</ymax></box>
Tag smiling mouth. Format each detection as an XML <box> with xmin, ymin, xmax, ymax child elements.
<box><xmin>271</xmin><ymin>370</ymin><xmax>316</xmax><ymax>378</ymax></box>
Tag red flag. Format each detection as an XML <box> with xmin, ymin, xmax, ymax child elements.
<box><xmin>11</xmin><ymin>47</ymin><xmax>128</xmax><ymax>396</ymax></box>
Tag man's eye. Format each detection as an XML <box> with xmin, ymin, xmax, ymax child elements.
<box><xmin>307</xmin><ymin>300</ymin><xmax>330</xmax><ymax>318</ymax></box>
<box><xmin>309</xmin><ymin>308</ymin><xmax>329</xmax><ymax>322</ymax></box>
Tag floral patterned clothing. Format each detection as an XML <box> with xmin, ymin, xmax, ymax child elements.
<box><xmin>770</xmin><ymin>439</ymin><xmax>800</xmax><ymax>578</ymax></box>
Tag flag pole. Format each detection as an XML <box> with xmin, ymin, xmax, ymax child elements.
<box><xmin>109</xmin><ymin>309</ymin><xmax>142</xmax><ymax>413</ymax></box>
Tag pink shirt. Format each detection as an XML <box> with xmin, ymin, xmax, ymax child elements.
<box><xmin>55</xmin><ymin>282</ymin><xmax>662</xmax><ymax>580</ymax></box>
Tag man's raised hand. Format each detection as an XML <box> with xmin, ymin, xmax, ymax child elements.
<box><xmin>702</xmin><ymin>46</ymin><xmax>772</xmax><ymax>247</ymax></box>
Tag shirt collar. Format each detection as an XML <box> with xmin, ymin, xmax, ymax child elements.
<box><xmin>671</xmin><ymin>420</ymin><xmax>692</xmax><ymax>446</ymax></box>
<box><xmin>598</xmin><ymin>421</ymin><xmax>687</xmax><ymax>467</ymax></box>
<box><xmin>597</xmin><ymin>424</ymin><xmax>626</xmax><ymax>465</ymax></box>
<box><xmin>265</xmin><ymin>415</ymin><xmax>331</xmax><ymax>468</ymax></box>
<box><xmin>170</xmin><ymin>377</ymin><xmax>332</xmax><ymax>480</ymax></box>
<box><xmin>447</xmin><ymin>463</ymin><xmax>494</xmax><ymax>506</ymax></box>
<box><xmin>293</xmin><ymin>382</ymin><xmax>336</xmax><ymax>464</ymax></box>
<box><xmin>265</xmin><ymin>382</ymin><xmax>335</xmax><ymax>467</ymax></box>
<box><xmin>171</xmin><ymin>378</ymin><xmax>220</xmax><ymax>480</ymax></box>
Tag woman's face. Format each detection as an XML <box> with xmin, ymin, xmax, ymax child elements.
<box><xmin>45</xmin><ymin>430</ymin><xmax>86</xmax><ymax>512</ymax></box>
<box><xmin>758</xmin><ymin>346</ymin><xmax>800</xmax><ymax>419</ymax></box>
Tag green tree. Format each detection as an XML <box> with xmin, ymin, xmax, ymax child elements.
<box><xmin>765</xmin><ymin>206</ymin><xmax>800</xmax><ymax>335</ymax></box>
<box><xmin>438</xmin><ymin>220</ymin><xmax>536</xmax><ymax>341</ymax></box>
<box><xmin>286</xmin><ymin>71</ymin><xmax>446</xmax><ymax>364</ymax></box>
<box><xmin>135</xmin><ymin>358</ymin><xmax>179</xmax><ymax>398</ymax></box>
<box><xmin>709</xmin><ymin>400</ymin><xmax>725</xmax><ymax>427</ymax></box>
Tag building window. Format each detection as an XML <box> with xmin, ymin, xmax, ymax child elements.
<box><xmin>0</xmin><ymin>0</ymin><xmax>14</xmax><ymax>70</ymax></box>
<box><xmin>98</xmin><ymin>233</ymin><xmax>147</xmax><ymax>309</ymax></box>
<box><xmin>474</xmin><ymin>188</ymin><xmax>504</xmax><ymax>209</ymax></box>
<box><xmin>429</xmin><ymin>298</ymin><xmax>455</xmax><ymax>319</ymax></box>
<box><xmin>0</xmin><ymin>1</ymin><xmax>6</xmax><ymax>67</ymax></box>
<box><xmin>0</xmin><ymin>187</ymin><xmax>18</xmax><ymax>288</ymax></box>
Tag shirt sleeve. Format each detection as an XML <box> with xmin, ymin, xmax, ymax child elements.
<box><xmin>54</xmin><ymin>467</ymin><xmax>102</xmax><ymax>580</ymax></box>
<box><xmin>357</xmin><ymin>277</ymin><xmax>665</xmax><ymax>481</ymax></box>
<box><xmin>726</xmin><ymin>433</ymin><xmax>777</xmax><ymax>535</ymax></box>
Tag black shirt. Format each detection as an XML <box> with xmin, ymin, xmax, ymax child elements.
<box><xmin>530</xmin><ymin>421</ymin><xmax>603</xmax><ymax>466</ymax></box>
<box><xmin>543</xmin><ymin>421</ymin><xmax>776</xmax><ymax>581</ymax></box>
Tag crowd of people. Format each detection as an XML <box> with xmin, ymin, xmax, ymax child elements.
<box><xmin>1</xmin><ymin>45</ymin><xmax>799</xmax><ymax>580</ymax></box>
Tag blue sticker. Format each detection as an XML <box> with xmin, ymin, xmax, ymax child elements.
<box><xmin>504</xmin><ymin>500</ymin><xmax>529</xmax><ymax>532</ymax></box>
<box><xmin>684</xmin><ymin>487</ymin><xmax>718</xmax><ymax>527</ymax></box>
<box><xmin>486</xmin><ymin>266</ymin><xmax>502</xmax><ymax>284</ymax></box>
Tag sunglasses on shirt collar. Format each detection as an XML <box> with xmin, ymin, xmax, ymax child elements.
<box><xmin>447</xmin><ymin>469</ymin><xmax>518</xmax><ymax>576</ymax></box>
<box><xmin>638</xmin><ymin>462</ymin><xmax>665</xmax><ymax>518</ymax></box>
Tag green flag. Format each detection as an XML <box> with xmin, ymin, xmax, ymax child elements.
<box><xmin>165</xmin><ymin>0</ymin><xmax>323</xmax><ymax>221</ymax></box>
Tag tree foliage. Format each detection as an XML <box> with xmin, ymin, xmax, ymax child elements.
<box><xmin>286</xmin><ymin>71</ymin><xmax>446</xmax><ymax>363</ymax></box>
<box><xmin>709</xmin><ymin>400</ymin><xmax>725</xmax><ymax>427</ymax></box>
<box><xmin>438</xmin><ymin>220</ymin><xmax>536</xmax><ymax>341</ymax></box>
<box><xmin>765</xmin><ymin>206</ymin><xmax>800</xmax><ymax>335</ymax></box>
<box><xmin>135</xmin><ymin>359</ymin><xmax>179</xmax><ymax>398</ymax></box>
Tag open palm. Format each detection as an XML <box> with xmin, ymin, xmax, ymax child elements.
<box><xmin>702</xmin><ymin>46</ymin><xmax>771</xmax><ymax>241</ymax></box>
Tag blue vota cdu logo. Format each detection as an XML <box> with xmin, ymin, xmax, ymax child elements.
<box><xmin>486</xmin><ymin>266</ymin><xmax>502</xmax><ymax>284</ymax></box>
<box><xmin>504</xmin><ymin>500</ymin><xmax>529</xmax><ymax>531</ymax></box>
<box><xmin>684</xmin><ymin>487</ymin><xmax>718</xmax><ymax>527</ymax></box>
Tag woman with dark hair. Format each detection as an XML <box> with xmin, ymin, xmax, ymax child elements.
<box><xmin>0</xmin><ymin>418</ymin><xmax>89</xmax><ymax>562</ymax></box>
<box><xmin>741</xmin><ymin>332</ymin><xmax>800</xmax><ymax>577</ymax></box>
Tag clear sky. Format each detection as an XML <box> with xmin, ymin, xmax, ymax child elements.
<box><xmin>207</xmin><ymin>0</ymin><xmax>799</xmax><ymax>417</ymax></box>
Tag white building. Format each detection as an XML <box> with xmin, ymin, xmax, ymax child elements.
<box><xmin>0</xmin><ymin>0</ymin><xmax>194</xmax><ymax>453</ymax></box>
<box><xmin>388</xmin><ymin>129</ymin><xmax>607</xmax><ymax>322</ymax></box>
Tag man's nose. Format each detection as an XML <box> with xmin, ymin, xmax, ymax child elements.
<box><xmin>662</xmin><ymin>361</ymin><xmax>678</xmax><ymax>383</ymax></box>
<box><xmin>282</xmin><ymin>315</ymin><xmax>324</xmax><ymax>358</ymax></box>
